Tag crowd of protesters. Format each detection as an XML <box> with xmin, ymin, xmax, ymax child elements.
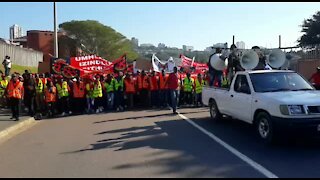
<box><xmin>0</xmin><ymin>67</ymin><xmax>213</xmax><ymax>120</ymax></box>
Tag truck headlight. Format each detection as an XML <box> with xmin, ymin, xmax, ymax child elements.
<box><xmin>280</xmin><ymin>105</ymin><xmax>305</xmax><ymax>115</ymax></box>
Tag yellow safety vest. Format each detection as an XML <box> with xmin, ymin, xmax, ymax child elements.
<box><xmin>104</xmin><ymin>79</ymin><xmax>115</xmax><ymax>93</ymax></box>
<box><xmin>183</xmin><ymin>77</ymin><xmax>193</xmax><ymax>92</ymax></box>
<box><xmin>93</xmin><ymin>81</ymin><xmax>103</xmax><ymax>98</ymax></box>
<box><xmin>195</xmin><ymin>79</ymin><xmax>205</xmax><ymax>94</ymax></box>
<box><xmin>86</xmin><ymin>83</ymin><xmax>94</xmax><ymax>98</ymax></box>
<box><xmin>35</xmin><ymin>79</ymin><xmax>44</xmax><ymax>93</ymax></box>
<box><xmin>56</xmin><ymin>81</ymin><xmax>69</xmax><ymax>98</ymax></box>
<box><xmin>0</xmin><ymin>79</ymin><xmax>8</xmax><ymax>96</ymax></box>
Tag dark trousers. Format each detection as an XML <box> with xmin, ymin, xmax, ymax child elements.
<box><xmin>210</xmin><ymin>71</ymin><xmax>222</xmax><ymax>87</ymax></box>
<box><xmin>195</xmin><ymin>93</ymin><xmax>203</xmax><ymax>106</ymax></box>
<box><xmin>140</xmin><ymin>89</ymin><xmax>149</xmax><ymax>107</ymax></box>
<box><xmin>115</xmin><ymin>91</ymin><xmax>124</xmax><ymax>109</ymax></box>
<box><xmin>4</xmin><ymin>67</ymin><xmax>10</xmax><ymax>77</ymax></box>
<box><xmin>125</xmin><ymin>93</ymin><xmax>134</xmax><ymax>108</ymax></box>
<box><xmin>169</xmin><ymin>90</ymin><xmax>178</xmax><ymax>113</ymax></box>
<box><xmin>25</xmin><ymin>95</ymin><xmax>35</xmax><ymax>116</ymax></box>
<box><xmin>60</xmin><ymin>96</ymin><xmax>70</xmax><ymax>113</ymax></box>
<box><xmin>9</xmin><ymin>98</ymin><xmax>20</xmax><ymax>119</ymax></box>
<box><xmin>151</xmin><ymin>91</ymin><xmax>158</xmax><ymax>107</ymax></box>
<box><xmin>46</xmin><ymin>102</ymin><xmax>55</xmax><ymax>117</ymax></box>
<box><xmin>159</xmin><ymin>90</ymin><xmax>168</xmax><ymax>107</ymax></box>
<box><xmin>184</xmin><ymin>91</ymin><xmax>193</xmax><ymax>105</ymax></box>
<box><xmin>94</xmin><ymin>97</ymin><xmax>103</xmax><ymax>110</ymax></box>
<box><xmin>72</xmin><ymin>98</ymin><xmax>86</xmax><ymax>114</ymax></box>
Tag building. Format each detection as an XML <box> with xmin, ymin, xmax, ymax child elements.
<box><xmin>131</xmin><ymin>37</ymin><xmax>139</xmax><ymax>47</ymax></box>
<box><xmin>140</xmin><ymin>43</ymin><xmax>155</xmax><ymax>48</ymax></box>
<box><xmin>182</xmin><ymin>45</ymin><xmax>194</xmax><ymax>51</ymax></box>
<box><xmin>9</xmin><ymin>24</ymin><xmax>23</xmax><ymax>40</ymax></box>
<box><xmin>158</xmin><ymin>43</ymin><xmax>166</xmax><ymax>49</ymax></box>
<box><xmin>27</xmin><ymin>30</ymin><xmax>78</xmax><ymax>73</ymax></box>
<box><xmin>236</xmin><ymin>41</ymin><xmax>245</xmax><ymax>49</ymax></box>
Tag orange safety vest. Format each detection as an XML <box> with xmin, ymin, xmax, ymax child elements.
<box><xmin>7</xmin><ymin>80</ymin><xmax>23</xmax><ymax>99</ymax></box>
<box><xmin>45</xmin><ymin>87</ymin><xmax>57</xmax><ymax>103</ymax></box>
<box><xmin>149</xmin><ymin>76</ymin><xmax>159</xmax><ymax>91</ymax></box>
<box><xmin>73</xmin><ymin>81</ymin><xmax>85</xmax><ymax>98</ymax></box>
<box><xmin>124</xmin><ymin>78</ymin><xmax>135</xmax><ymax>94</ymax></box>
<box><xmin>41</xmin><ymin>78</ymin><xmax>47</xmax><ymax>86</ymax></box>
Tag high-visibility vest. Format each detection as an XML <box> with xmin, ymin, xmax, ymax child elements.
<box><xmin>56</xmin><ymin>81</ymin><xmax>69</xmax><ymax>98</ymax></box>
<box><xmin>45</xmin><ymin>87</ymin><xmax>57</xmax><ymax>103</ymax></box>
<box><xmin>41</xmin><ymin>78</ymin><xmax>47</xmax><ymax>86</ymax></box>
<box><xmin>195</xmin><ymin>79</ymin><xmax>205</xmax><ymax>94</ymax></box>
<box><xmin>7</xmin><ymin>80</ymin><xmax>23</xmax><ymax>99</ymax></box>
<box><xmin>159</xmin><ymin>74</ymin><xmax>168</xmax><ymax>90</ymax></box>
<box><xmin>86</xmin><ymin>83</ymin><xmax>94</xmax><ymax>98</ymax></box>
<box><xmin>73</xmin><ymin>82</ymin><xmax>85</xmax><ymax>98</ymax></box>
<box><xmin>0</xmin><ymin>79</ymin><xmax>8</xmax><ymax>96</ymax></box>
<box><xmin>104</xmin><ymin>79</ymin><xmax>115</xmax><ymax>93</ymax></box>
<box><xmin>183</xmin><ymin>77</ymin><xmax>194</xmax><ymax>92</ymax></box>
<box><xmin>149</xmin><ymin>76</ymin><xmax>159</xmax><ymax>91</ymax></box>
<box><xmin>35</xmin><ymin>79</ymin><xmax>44</xmax><ymax>93</ymax></box>
<box><xmin>115</xmin><ymin>77</ymin><xmax>124</xmax><ymax>91</ymax></box>
<box><xmin>124</xmin><ymin>78</ymin><xmax>135</xmax><ymax>94</ymax></box>
<box><xmin>93</xmin><ymin>81</ymin><xmax>103</xmax><ymax>98</ymax></box>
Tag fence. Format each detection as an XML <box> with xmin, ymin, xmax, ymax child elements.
<box><xmin>0</xmin><ymin>41</ymin><xmax>43</xmax><ymax>67</ymax></box>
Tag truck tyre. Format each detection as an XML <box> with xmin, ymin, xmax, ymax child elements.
<box><xmin>209</xmin><ymin>100</ymin><xmax>222</xmax><ymax>122</ymax></box>
<box><xmin>256</xmin><ymin>112</ymin><xmax>276</xmax><ymax>144</ymax></box>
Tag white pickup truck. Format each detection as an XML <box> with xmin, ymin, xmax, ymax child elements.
<box><xmin>202</xmin><ymin>70</ymin><xmax>320</xmax><ymax>143</ymax></box>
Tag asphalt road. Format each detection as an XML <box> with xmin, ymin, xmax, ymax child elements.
<box><xmin>0</xmin><ymin>107</ymin><xmax>319</xmax><ymax>177</ymax></box>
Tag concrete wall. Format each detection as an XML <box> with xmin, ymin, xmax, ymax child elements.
<box><xmin>0</xmin><ymin>41</ymin><xmax>43</xmax><ymax>67</ymax></box>
<box><xmin>296</xmin><ymin>59</ymin><xmax>320</xmax><ymax>79</ymax></box>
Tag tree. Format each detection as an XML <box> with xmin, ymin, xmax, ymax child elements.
<box><xmin>298</xmin><ymin>11</ymin><xmax>320</xmax><ymax>48</ymax></box>
<box><xmin>59</xmin><ymin>20</ymin><xmax>138</xmax><ymax>61</ymax></box>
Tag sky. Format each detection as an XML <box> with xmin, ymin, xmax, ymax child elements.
<box><xmin>0</xmin><ymin>2</ymin><xmax>319</xmax><ymax>51</ymax></box>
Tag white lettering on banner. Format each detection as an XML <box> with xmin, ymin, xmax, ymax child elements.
<box><xmin>75</xmin><ymin>55</ymin><xmax>97</xmax><ymax>61</ymax></box>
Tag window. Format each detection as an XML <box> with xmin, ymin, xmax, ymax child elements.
<box><xmin>234</xmin><ymin>75</ymin><xmax>251</xmax><ymax>94</ymax></box>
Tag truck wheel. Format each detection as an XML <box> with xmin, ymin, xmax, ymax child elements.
<box><xmin>256</xmin><ymin>112</ymin><xmax>276</xmax><ymax>144</ymax></box>
<box><xmin>209</xmin><ymin>100</ymin><xmax>222</xmax><ymax>122</ymax></box>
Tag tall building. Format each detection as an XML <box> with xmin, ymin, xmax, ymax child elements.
<box><xmin>131</xmin><ymin>37</ymin><xmax>139</xmax><ymax>47</ymax></box>
<box><xmin>236</xmin><ymin>41</ymin><xmax>245</xmax><ymax>49</ymax></box>
<box><xmin>9</xmin><ymin>24</ymin><xmax>23</xmax><ymax>40</ymax></box>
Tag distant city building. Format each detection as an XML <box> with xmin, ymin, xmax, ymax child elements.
<box><xmin>140</xmin><ymin>43</ymin><xmax>155</xmax><ymax>47</ymax></box>
<box><xmin>9</xmin><ymin>24</ymin><xmax>23</xmax><ymax>40</ymax></box>
<box><xmin>182</xmin><ymin>45</ymin><xmax>194</xmax><ymax>51</ymax></box>
<box><xmin>131</xmin><ymin>37</ymin><xmax>139</xmax><ymax>47</ymax></box>
<box><xmin>236</xmin><ymin>41</ymin><xmax>245</xmax><ymax>49</ymax></box>
<box><xmin>158</xmin><ymin>43</ymin><xmax>166</xmax><ymax>48</ymax></box>
<box><xmin>212</xmin><ymin>42</ymin><xmax>228</xmax><ymax>49</ymax></box>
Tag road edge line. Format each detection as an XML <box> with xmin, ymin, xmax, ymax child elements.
<box><xmin>178</xmin><ymin>113</ymin><xmax>278</xmax><ymax>178</ymax></box>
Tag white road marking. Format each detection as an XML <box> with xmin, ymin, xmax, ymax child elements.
<box><xmin>178</xmin><ymin>113</ymin><xmax>278</xmax><ymax>178</ymax></box>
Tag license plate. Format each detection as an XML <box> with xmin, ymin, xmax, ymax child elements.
<box><xmin>317</xmin><ymin>125</ymin><xmax>320</xmax><ymax>131</ymax></box>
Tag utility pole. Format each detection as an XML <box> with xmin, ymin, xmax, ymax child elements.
<box><xmin>232</xmin><ymin>35</ymin><xmax>235</xmax><ymax>45</ymax></box>
<box><xmin>53</xmin><ymin>2</ymin><xmax>58</xmax><ymax>58</ymax></box>
<box><xmin>279</xmin><ymin>35</ymin><xmax>281</xmax><ymax>49</ymax></box>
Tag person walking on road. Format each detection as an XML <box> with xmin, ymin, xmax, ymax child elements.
<box><xmin>166</xmin><ymin>67</ymin><xmax>179</xmax><ymax>114</ymax></box>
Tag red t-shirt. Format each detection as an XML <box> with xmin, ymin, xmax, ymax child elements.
<box><xmin>311</xmin><ymin>73</ymin><xmax>320</xmax><ymax>85</ymax></box>
<box><xmin>167</xmin><ymin>73</ymin><xmax>178</xmax><ymax>90</ymax></box>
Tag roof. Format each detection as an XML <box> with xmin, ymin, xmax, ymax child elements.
<box><xmin>246</xmin><ymin>70</ymin><xmax>295</xmax><ymax>74</ymax></box>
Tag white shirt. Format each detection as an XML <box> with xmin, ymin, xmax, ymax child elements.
<box><xmin>3</xmin><ymin>58</ymin><xmax>11</xmax><ymax>68</ymax></box>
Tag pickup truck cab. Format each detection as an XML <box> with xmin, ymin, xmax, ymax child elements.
<box><xmin>202</xmin><ymin>70</ymin><xmax>320</xmax><ymax>143</ymax></box>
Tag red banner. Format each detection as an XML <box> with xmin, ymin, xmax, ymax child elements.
<box><xmin>70</xmin><ymin>55</ymin><xmax>113</xmax><ymax>71</ymax></box>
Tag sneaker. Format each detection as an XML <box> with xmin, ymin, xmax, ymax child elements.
<box><xmin>116</xmin><ymin>108</ymin><xmax>120</xmax><ymax>112</ymax></box>
<box><xmin>69</xmin><ymin>111</ymin><xmax>72</xmax><ymax>115</ymax></box>
<box><xmin>96</xmin><ymin>109</ymin><xmax>100</xmax><ymax>114</ymax></box>
<box><xmin>61</xmin><ymin>112</ymin><xmax>66</xmax><ymax>116</ymax></box>
<box><xmin>173</xmin><ymin>111</ymin><xmax>178</xmax><ymax>115</ymax></box>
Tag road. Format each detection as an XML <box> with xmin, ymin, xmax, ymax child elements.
<box><xmin>0</xmin><ymin>107</ymin><xmax>319</xmax><ymax>177</ymax></box>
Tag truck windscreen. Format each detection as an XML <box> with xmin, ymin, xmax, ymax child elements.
<box><xmin>249</xmin><ymin>72</ymin><xmax>314</xmax><ymax>93</ymax></box>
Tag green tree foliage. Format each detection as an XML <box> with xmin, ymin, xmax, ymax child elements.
<box><xmin>59</xmin><ymin>20</ymin><xmax>138</xmax><ymax>61</ymax></box>
<box><xmin>298</xmin><ymin>11</ymin><xmax>320</xmax><ymax>47</ymax></box>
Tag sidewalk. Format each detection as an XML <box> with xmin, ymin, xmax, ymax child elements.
<box><xmin>0</xmin><ymin>108</ymin><xmax>36</xmax><ymax>144</ymax></box>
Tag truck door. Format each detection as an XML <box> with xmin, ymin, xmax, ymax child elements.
<box><xmin>228</xmin><ymin>75</ymin><xmax>252</xmax><ymax>123</ymax></box>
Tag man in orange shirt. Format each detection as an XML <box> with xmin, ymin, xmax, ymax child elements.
<box><xmin>72</xmin><ymin>77</ymin><xmax>86</xmax><ymax>114</ymax></box>
<box><xmin>44</xmin><ymin>80</ymin><xmax>57</xmax><ymax>118</ymax></box>
<box><xmin>158</xmin><ymin>70</ymin><xmax>167</xmax><ymax>108</ymax></box>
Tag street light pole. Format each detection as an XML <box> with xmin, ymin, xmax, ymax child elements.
<box><xmin>53</xmin><ymin>2</ymin><xmax>58</xmax><ymax>58</ymax></box>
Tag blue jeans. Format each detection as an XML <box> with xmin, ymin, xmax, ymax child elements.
<box><xmin>107</xmin><ymin>92</ymin><xmax>114</xmax><ymax>110</ymax></box>
<box><xmin>4</xmin><ymin>67</ymin><xmax>10</xmax><ymax>77</ymax></box>
<box><xmin>210</xmin><ymin>71</ymin><xmax>222</xmax><ymax>87</ymax></box>
<box><xmin>169</xmin><ymin>90</ymin><xmax>178</xmax><ymax>113</ymax></box>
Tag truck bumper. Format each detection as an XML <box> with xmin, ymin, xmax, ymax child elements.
<box><xmin>271</xmin><ymin>116</ymin><xmax>320</xmax><ymax>138</ymax></box>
